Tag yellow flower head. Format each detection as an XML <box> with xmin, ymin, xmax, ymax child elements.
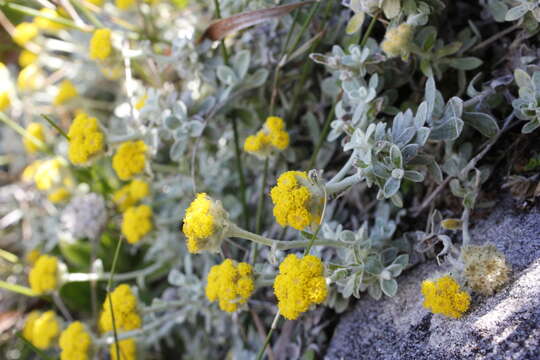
<box><xmin>22</xmin><ymin>311</ymin><xmax>41</xmax><ymax>343</ymax></box>
<box><xmin>19</xmin><ymin>49</ymin><xmax>38</xmax><ymax>67</ymax></box>
<box><xmin>67</xmin><ymin>113</ymin><xmax>105</xmax><ymax>165</ymax></box>
<box><xmin>182</xmin><ymin>193</ymin><xmax>229</xmax><ymax>254</ymax></box>
<box><xmin>33</xmin><ymin>157</ymin><xmax>68</xmax><ymax>191</ymax></box>
<box><xmin>12</xmin><ymin>22</ymin><xmax>38</xmax><ymax>46</ymax></box>
<box><xmin>26</xmin><ymin>249</ymin><xmax>41</xmax><ymax>265</ymax></box>
<box><xmin>421</xmin><ymin>275</ymin><xmax>471</xmax><ymax>318</ymax></box>
<box><xmin>90</xmin><ymin>28</ymin><xmax>112</xmax><ymax>60</ymax></box>
<box><xmin>121</xmin><ymin>204</ymin><xmax>153</xmax><ymax>244</ymax></box>
<box><xmin>23</xmin><ymin>122</ymin><xmax>45</xmax><ymax>153</ymax></box>
<box><xmin>381</xmin><ymin>23</ymin><xmax>414</xmax><ymax>59</ymax></box>
<box><xmin>0</xmin><ymin>91</ymin><xmax>10</xmax><ymax>111</ymax></box>
<box><xmin>28</xmin><ymin>254</ymin><xmax>59</xmax><ymax>294</ymax></box>
<box><xmin>110</xmin><ymin>338</ymin><xmax>137</xmax><ymax>360</ymax></box>
<box><xmin>48</xmin><ymin>187</ymin><xmax>71</xmax><ymax>203</ymax></box>
<box><xmin>205</xmin><ymin>259</ymin><xmax>255</xmax><ymax>313</ymax></box>
<box><xmin>112</xmin><ymin>141</ymin><xmax>147</xmax><ymax>180</ymax></box>
<box><xmin>54</xmin><ymin>80</ymin><xmax>78</xmax><ymax>105</ymax></box>
<box><xmin>270</xmin><ymin>171</ymin><xmax>323</xmax><ymax>231</ymax></box>
<box><xmin>34</xmin><ymin>8</ymin><xmax>66</xmax><ymax>31</ymax></box>
<box><xmin>274</xmin><ymin>254</ymin><xmax>328</xmax><ymax>320</ymax></box>
<box><xmin>32</xmin><ymin>310</ymin><xmax>61</xmax><ymax>349</ymax></box>
<box><xmin>243</xmin><ymin>116</ymin><xmax>290</xmax><ymax>158</ymax></box>
<box><xmin>59</xmin><ymin>322</ymin><xmax>92</xmax><ymax>360</ymax></box>
<box><xmin>116</xmin><ymin>0</ymin><xmax>135</xmax><ymax>10</ymax></box>
<box><xmin>113</xmin><ymin>179</ymin><xmax>150</xmax><ymax>212</ymax></box>
<box><xmin>17</xmin><ymin>64</ymin><xmax>45</xmax><ymax>91</ymax></box>
<box><xmin>99</xmin><ymin>284</ymin><xmax>141</xmax><ymax>333</ymax></box>
<box><xmin>87</xmin><ymin>0</ymin><xmax>105</xmax><ymax>6</ymax></box>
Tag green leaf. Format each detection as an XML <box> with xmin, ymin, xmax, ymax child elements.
<box><xmin>447</xmin><ymin>57</ymin><xmax>483</xmax><ymax>70</ymax></box>
<box><xmin>463</xmin><ymin>112</ymin><xmax>500</xmax><ymax>137</ymax></box>
<box><xmin>522</xmin><ymin>120</ymin><xmax>540</xmax><ymax>134</ymax></box>
<box><xmin>435</xmin><ymin>41</ymin><xmax>462</xmax><ymax>58</ymax></box>
<box><xmin>383</xmin><ymin>176</ymin><xmax>401</xmax><ymax>197</ymax></box>
<box><xmin>346</xmin><ymin>12</ymin><xmax>365</xmax><ymax>34</ymax></box>
<box><xmin>232</xmin><ymin>50</ymin><xmax>250</xmax><ymax>79</ymax></box>
<box><xmin>380</xmin><ymin>279</ymin><xmax>398</xmax><ymax>297</ymax></box>
<box><xmin>429</xmin><ymin>117</ymin><xmax>464</xmax><ymax>141</ymax></box>
<box><xmin>505</xmin><ymin>4</ymin><xmax>528</xmax><ymax>21</ymax></box>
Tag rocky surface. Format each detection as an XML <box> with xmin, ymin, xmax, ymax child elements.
<box><xmin>325</xmin><ymin>197</ymin><xmax>540</xmax><ymax>360</ymax></box>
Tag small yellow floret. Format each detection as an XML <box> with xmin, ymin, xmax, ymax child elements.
<box><xmin>23</xmin><ymin>122</ymin><xmax>45</xmax><ymax>153</ymax></box>
<box><xmin>270</xmin><ymin>171</ymin><xmax>321</xmax><ymax>231</ymax></box>
<box><xmin>381</xmin><ymin>23</ymin><xmax>413</xmax><ymax>59</ymax></box>
<box><xmin>135</xmin><ymin>95</ymin><xmax>147</xmax><ymax>110</ymax></box>
<box><xmin>90</xmin><ymin>28</ymin><xmax>112</xmax><ymax>60</ymax></box>
<box><xmin>274</xmin><ymin>254</ymin><xmax>328</xmax><ymax>320</ymax></box>
<box><xmin>19</xmin><ymin>50</ymin><xmax>38</xmax><ymax>67</ymax></box>
<box><xmin>32</xmin><ymin>310</ymin><xmax>61</xmax><ymax>349</ymax></box>
<box><xmin>121</xmin><ymin>205</ymin><xmax>153</xmax><ymax>244</ymax></box>
<box><xmin>421</xmin><ymin>275</ymin><xmax>471</xmax><ymax>318</ymax></box>
<box><xmin>59</xmin><ymin>322</ymin><xmax>92</xmax><ymax>360</ymax></box>
<box><xmin>243</xmin><ymin>116</ymin><xmax>289</xmax><ymax>157</ymax></box>
<box><xmin>86</xmin><ymin>0</ymin><xmax>105</xmax><ymax>5</ymax></box>
<box><xmin>110</xmin><ymin>338</ymin><xmax>137</xmax><ymax>360</ymax></box>
<box><xmin>67</xmin><ymin>113</ymin><xmax>105</xmax><ymax>165</ymax></box>
<box><xmin>116</xmin><ymin>0</ymin><xmax>135</xmax><ymax>10</ymax></box>
<box><xmin>17</xmin><ymin>64</ymin><xmax>45</xmax><ymax>91</ymax></box>
<box><xmin>26</xmin><ymin>249</ymin><xmax>41</xmax><ymax>265</ymax></box>
<box><xmin>99</xmin><ymin>284</ymin><xmax>141</xmax><ymax>333</ymax></box>
<box><xmin>12</xmin><ymin>22</ymin><xmax>38</xmax><ymax>46</ymax></box>
<box><xmin>182</xmin><ymin>193</ymin><xmax>228</xmax><ymax>253</ymax></box>
<box><xmin>28</xmin><ymin>254</ymin><xmax>59</xmax><ymax>294</ymax></box>
<box><xmin>0</xmin><ymin>91</ymin><xmax>10</xmax><ymax>111</ymax></box>
<box><xmin>34</xmin><ymin>8</ymin><xmax>66</xmax><ymax>31</ymax></box>
<box><xmin>48</xmin><ymin>187</ymin><xmax>71</xmax><ymax>203</ymax></box>
<box><xmin>22</xmin><ymin>311</ymin><xmax>41</xmax><ymax>343</ymax></box>
<box><xmin>54</xmin><ymin>80</ymin><xmax>78</xmax><ymax>105</ymax></box>
<box><xmin>112</xmin><ymin>141</ymin><xmax>147</xmax><ymax>180</ymax></box>
<box><xmin>113</xmin><ymin>179</ymin><xmax>150</xmax><ymax>211</ymax></box>
<box><xmin>34</xmin><ymin>158</ymin><xmax>65</xmax><ymax>190</ymax></box>
<box><xmin>205</xmin><ymin>259</ymin><xmax>255</xmax><ymax>313</ymax></box>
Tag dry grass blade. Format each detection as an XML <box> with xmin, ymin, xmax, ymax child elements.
<box><xmin>200</xmin><ymin>1</ymin><xmax>315</xmax><ymax>42</ymax></box>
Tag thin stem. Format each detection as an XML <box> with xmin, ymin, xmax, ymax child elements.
<box><xmin>0</xmin><ymin>280</ymin><xmax>37</xmax><ymax>297</ymax></box>
<box><xmin>461</xmin><ymin>208</ymin><xmax>471</xmax><ymax>246</ymax></box>
<box><xmin>470</xmin><ymin>22</ymin><xmax>521</xmax><ymax>52</ymax></box>
<box><xmin>65</xmin><ymin>261</ymin><xmax>163</xmax><ymax>283</ymax></box>
<box><xmin>256</xmin><ymin>310</ymin><xmax>281</xmax><ymax>360</ymax></box>
<box><xmin>360</xmin><ymin>14</ymin><xmax>379</xmax><ymax>47</ymax></box>
<box><xmin>213</xmin><ymin>0</ymin><xmax>229</xmax><ymax>63</ymax></box>
<box><xmin>0</xmin><ymin>1</ymin><xmax>87</xmax><ymax>31</ymax></box>
<box><xmin>70</xmin><ymin>0</ymin><xmax>104</xmax><ymax>28</ymax></box>
<box><xmin>106</xmin><ymin>236</ymin><xmax>124</xmax><ymax>360</ymax></box>
<box><xmin>325</xmin><ymin>173</ymin><xmax>362</xmax><ymax>195</ymax></box>
<box><xmin>252</xmin><ymin>158</ymin><xmax>269</xmax><ymax>263</ymax></box>
<box><xmin>308</xmin><ymin>100</ymin><xmax>337</xmax><ymax>169</ymax></box>
<box><xmin>232</xmin><ymin>117</ymin><xmax>249</xmax><ymax>228</ymax></box>
<box><xmin>229</xmin><ymin>224</ymin><xmax>349</xmax><ymax>250</ymax></box>
<box><xmin>286</xmin><ymin>2</ymin><xmax>320</xmax><ymax>57</ymax></box>
<box><xmin>41</xmin><ymin>114</ymin><xmax>70</xmax><ymax>140</ymax></box>
<box><xmin>53</xmin><ymin>292</ymin><xmax>73</xmax><ymax>321</ymax></box>
<box><xmin>0</xmin><ymin>248</ymin><xmax>18</xmax><ymax>263</ymax></box>
<box><xmin>16</xmin><ymin>332</ymin><xmax>55</xmax><ymax>360</ymax></box>
<box><xmin>327</xmin><ymin>149</ymin><xmax>357</xmax><ymax>184</ymax></box>
<box><xmin>0</xmin><ymin>112</ymin><xmax>50</xmax><ymax>154</ymax></box>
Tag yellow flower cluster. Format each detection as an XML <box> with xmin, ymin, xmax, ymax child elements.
<box><xmin>67</xmin><ymin>112</ymin><xmax>105</xmax><ymax>165</ymax></box>
<box><xmin>17</xmin><ymin>64</ymin><xmax>45</xmax><ymax>91</ymax></box>
<box><xmin>121</xmin><ymin>204</ymin><xmax>153</xmax><ymax>244</ymax></box>
<box><xmin>28</xmin><ymin>254</ymin><xmax>59</xmax><ymax>294</ymax></box>
<box><xmin>421</xmin><ymin>275</ymin><xmax>471</xmax><ymax>318</ymax></box>
<box><xmin>116</xmin><ymin>0</ymin><xmax>135</xmax><ymax>10</ymax></box>
<box><xmin>111</xmin><ymin>339</ymin><xmax>137</xmax><ymax>360</ymax></box>
<box><xmin>270</xmin><ymin>171</ymin><xmax>322</xmax><ymax>231</ymax></box>
<box><xmin>35</xmin><ymin>8</ymin><xmax>66</xmax><ymax>31</ymax></box>
<box><xmin>182</xmin><ymin>193</ymin><xmax>228</xmax><ymax>253</ymax></box>
<box><xmin>12</xmin><ymin>22</ymin><xmax>38</xmax><ymax>46</ymax></box>
<box><xmin>243</xmin><ymin>116</ymin><xmax>290</xmax><ymax>157</ymax></box>
<box><xmin>0</xmin><ymin>91</ymin><xmax>10</xmax><ymax>111</ymax></box>
<box><xmin>48</xmin><ymin>187</ymin><xmax>71</xmax><ymax>203</ymax></box>
<box><xmin>90</xmin><ymin>28</ymin><xmax>112</xmax><ymax>60</ymax></box>
<box><xmin>19</xmin><ymin>50</ymin><xmax>38</xmax><ymax>67</ymax></box>
<box><xmin>99</xmin><ymin>284</ymin><xmax>141</xmax><ymax>333</ymax></box>
<box><xmin>381</xmin><ymin>23</ymin><xmax>414</xmax><ymax>59</ymax></box>
<box><xmin>59</xmin><ymin>321</ymin><xmax>92</xmax><ymax>360</ymax></box>
<box><xmin>274</xmin><ymin>254</ymin><xmax>328</xmax><ymax>320</ymax></box>
<box><xmin>23</xmin><ymin>310</ymin><xmax>61</xmax><ymax>349</ymax></box>
<box><xmin>113</xmin><ymin>179</ymin><xmax>150</xmax><ymax>212</ymax></box>
<box><xmin>205</xmin><ymin>259</ymin><xmax>255</xmax><ymax>312</ymax></box>
<box><xmin>23</xmin><ymin>122</ymin><xmax>45</xmax><ymax>153</ymax></box>
<box><xmin>54</xmin><ymin>80</ymin><xmax>78</xmax><ymax>105</ymax></box>
<box><xmin>112</xmin><ymin>141</ymin><xmax>147</xmax><ymax>180</ymax></box>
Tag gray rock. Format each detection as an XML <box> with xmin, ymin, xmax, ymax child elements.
<box><xmin>325</xmin><ymin>197</ymin><xmax>540</xmax><ymax>360</ymax></box>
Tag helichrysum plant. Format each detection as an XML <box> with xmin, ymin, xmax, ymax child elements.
<box><xmin>1</xmin><ymin>0</ymin><xmax>536</xmax><ymax>358</ymax></box>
